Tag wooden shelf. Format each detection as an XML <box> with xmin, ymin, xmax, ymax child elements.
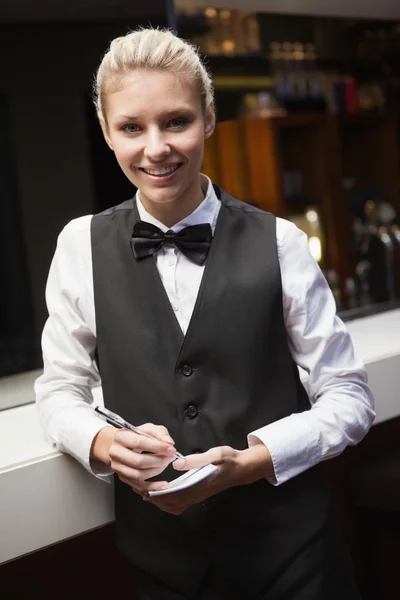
<box><xmin>202</xmin><ymin>111</ymin><xmax>400</xmax><ymax>295</ymax></box>
<box><xmin>339</xmin><ymin>112</ymin><xmax>399</xmax><ymax>213</ymax></box>
<box><xmin>213</xmin><ymin>75</ymin><xmax>273</xmax><ymax>90</ymax></box>
<box><xmin>203</xmin><ymin>53</ymin><xmax>270</xmax><ymax>76</ymax></box>
<box><xmin>339</xmin><ymin>111</ymin><xmax>390</xmax><ymax>125</ymax></box>
<box><xmin>269</xmin><ymin>112</ymin><xmax>326</xmax><ymax>128</ymax></box>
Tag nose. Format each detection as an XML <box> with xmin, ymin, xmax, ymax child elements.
<box><xmin>144</xmin><ymin>127</ymin><xmax>171</xmax><ymax>161</ymax></box>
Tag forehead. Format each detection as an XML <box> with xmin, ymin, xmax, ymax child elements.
<box><xmin>105</xmin><ymin>69</ymin><xmax>202</xmax><ymax>121</ymax></box>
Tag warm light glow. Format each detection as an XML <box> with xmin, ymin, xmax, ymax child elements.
<box><xmin>220</xmin><ymin>9</ymin><xmax>231</xmax><ymax>19</ymax></box>
<box><xmin>308</xmin><ymin>236</ymin><xmax>322</xmax><ymax>262</ymax></box>
<box><xmin>294</xmin><ymin>50</ymin><xmax>305</xmax><ymax>60</ymax></box>
<box><xmin>222</xmin><ymin>39</ymin><xmax>235</xmax><ymax>53</ymax></box>
<box><xmin>205</xmin><ymin>7</ymin><xmax>217</xmax><ymax>18</ymax></box>
<box><xmin>305</xmin><ymin>209</ymin><xmax>319</xmax><ymax>224</ymax></box>
<box><xmin>365</xmin><ymin>200</ymin><xmax>376</xmax><ymax>212</ymax></box>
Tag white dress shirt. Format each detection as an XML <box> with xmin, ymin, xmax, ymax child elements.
<box><xmin>35</xmin><ymin>176</ymin><xmax>375</xmax><ymax>486</ymax></box>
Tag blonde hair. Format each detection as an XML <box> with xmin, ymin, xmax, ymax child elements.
<box><xmin>93</xmin><ymin>27</ymin><xmax>214</xmax><ymax>125</ymax></box>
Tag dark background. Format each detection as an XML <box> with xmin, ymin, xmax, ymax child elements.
<box><xmin>1</xmin><ymin>1</ymin><xmax>400</xmax><ymax>380</ymax></box>
<box><xmin>0</xmin><ymin>1</ymin><xmax>172</xmax><ymax>378</ymax></box>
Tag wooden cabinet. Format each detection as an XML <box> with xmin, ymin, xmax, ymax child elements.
<box><xmin>203</xmin><ymin>112</ymin><xmax>400</xmax><ymax>300</ymax></box>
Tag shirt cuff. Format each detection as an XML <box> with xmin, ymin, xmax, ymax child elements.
<box><xmin>46</xmin><ymin>411</ymin><xmax>115</xmax><ymax>483</ymax></box>
<box><xmin>247</xmin><ymin>413</ymin><xmax>321</xmax><ymax>486</ymax></box>
<box><xmin>85</xmin><ymin>423</ymin><xmax>114</xmax><ymax>481</ymax></box>
<box><xmin>89</xmin><ymin>457</ymin><xmax>114</xmax><ymax>480</ymax></box>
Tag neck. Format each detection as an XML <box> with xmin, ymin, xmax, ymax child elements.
<box><xmin>139</xmin><ymin>176</ymin><xmax>207</xmax><ymax>228</ymax></box>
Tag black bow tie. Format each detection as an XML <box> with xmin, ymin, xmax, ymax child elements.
<box><xmin>131</xmin><ymin>221</ymin><xmax>212</xmax><ymax>266</ymax></box>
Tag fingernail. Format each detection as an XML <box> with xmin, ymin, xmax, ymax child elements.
<box><xmin>166</xmin><ymin>447</ymin><xmax>176</xmax><ymax>455</ymax></box>
<box><xmin>173</xmin><ymin>459</ymin><xmax>185</xmax><ymax>469</ymax></box>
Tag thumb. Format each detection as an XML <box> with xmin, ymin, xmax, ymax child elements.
<box><xmin>173</xmin><ymin>449</ymin><xmax>216</xmax><ymax>471</ymax></box>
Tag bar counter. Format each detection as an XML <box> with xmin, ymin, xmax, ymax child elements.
<box><xmin>1</xmin><ymin>308</ymin><xmax>400</xmax><ymax>566</ymax></box>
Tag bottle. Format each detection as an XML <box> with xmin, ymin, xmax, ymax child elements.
<box><xmin>244</xmin><ymin>13</ymin><xmax>261</xmax><ymax>54</ymax></box>
<box><xmin>389</xmin><ymin>224</ymin><xmax>400</xmax><ymax>298</ymax></box>
<box><xmin>219</xmin><ymin>9</ymin><xmax>235</xmax><ymax>57</ymax></box>
<box><xmin>270</xmin><ymin>42</ymin><xmax>287</xmax><ymax>104</ymax></box>
<box><xmin>377</xmin><ymin>226</ymin><xmax>396</xmax><ymax>301</ymax></box>
<box><xmin>292</xmin><ymin>42</ymin><xmax>308</xmax><ymax>101</ymax></box>
<box><xmin>378</xmin><ymin>202</ymin><xmax>400</xmax><ymax>300</ymax></box>
<box><xmin>345</xmin><ymin>277</ymin><xmax>358</xmax><ymax>309</ymax></box>
<box><xmin>282</xmin><ymin>42</ymin><xmax>296</xmax><ymax>105</ymax></box>
<box><xmin>304</xmin><ymin>43</ymin><xmax>322</xmax><ymax>102</ymax></box>
<box><xmin>355</xmin><ymin>260</ymin><xmax>372</xmax><ymax>306</ymax></box>
<box><xmin>325</xmin><ymin>269</ymin><xmax>343</xmax><ymax>311</ymax></box>
<box><xmin>202</xmin><ymin>7</ymin><xmax>220</xmax><ymax>56</ymax></box>
<box><xmin>361</xmin><ymin>200</ymin><xmax>392</xmax><ymax>303</ymax></box>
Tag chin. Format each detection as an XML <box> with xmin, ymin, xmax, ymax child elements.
<box><xmin>141</xmin><ymin>182</ymin><xmax>187</xmax><ymax>203</ymax></box>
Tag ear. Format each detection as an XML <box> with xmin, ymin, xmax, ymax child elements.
<box><xmin>204</xmin><ymin>106</ymin><xmax>216</xmax><ymax>140</ymax></box>
<box><xmin>100</xmin><ymin>119</ymin><xmax>114</xmax><ymax>151</ymax></box>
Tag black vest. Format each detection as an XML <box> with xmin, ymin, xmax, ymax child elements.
<box><xmin>91</xmin><ymin>188</ymin><xmax>332</xmax><ymax>597</ymax></box>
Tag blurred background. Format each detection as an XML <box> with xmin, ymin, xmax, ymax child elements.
<box><xmin>3</xmin><ymin>1</ymin><xmax>400</xmax><ymax>386</ymax></box>
<box><xmin>1</xmin><ymin>2</ymin><xmax>400</xmax><ymax>597</ymax></box>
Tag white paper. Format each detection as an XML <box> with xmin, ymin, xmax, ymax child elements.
<box><xmin>148</xmin><ymin>464</ymin><xmax>218</xmax><ymax>496</ymax></box>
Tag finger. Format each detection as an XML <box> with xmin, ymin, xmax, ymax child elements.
<box><xmin>114</xmin><ymin>460</ymin><xmax>172</xmax><ymax>486</ymax></box>
<box><xmin>138</xmin><ymin>423</ymin><xmax>175</xmax><ymax>445</ymax></box>
<box><xmin>173</xmin><ymin>446</ymin><xmax>233</xmax><ymax>471</ymax></box>
<box><xmin>110</xmin><ymin>444</ymin><xmax>175</xmax><ymax>470</ymax></box>
<box><xmin>132</xmin><ymin>480</ymin><xmax>170</xmax><ymax>496</ymax></box>
<box><xmin>114</xmin><ymin>428</ymin><xmax>176</xmax><ymax>456</ymax></box>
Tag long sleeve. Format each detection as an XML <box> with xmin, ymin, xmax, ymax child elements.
<box><xmin>248</xmin><ymin>221</ymin><xmax>375</xmax><ymax>486</ymax></box>
<box><xmin>34</xmin><ymin>185</ymin><xmax>219</xmax><ymax>480</ymax></box>
<box><xmin>34</xmin><ymin>217</ymin><xmax>113</xmax><ymax>478</ymax></box>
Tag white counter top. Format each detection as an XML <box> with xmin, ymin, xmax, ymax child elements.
<box><xmin>1</xmin><ymin>308</ymin><xmax>400</xmax><ymax>565</ymax></box>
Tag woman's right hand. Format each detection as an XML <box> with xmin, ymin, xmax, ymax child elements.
<box><xmin>91</xmin><ymin>424</ymin><xmax>176</xmax><ymax>496</ymax></box>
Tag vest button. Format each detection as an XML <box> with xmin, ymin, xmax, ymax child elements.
<box><xmin>181</xmin><ymin>364</ymin><xmax>193</xmax><ymax>377</ymax></box>
<box><xmin>185</xmin><ymin>404</ymin><xmax>198</xmax><ymax>419</ymax></box>
<box><xmin>201</xmin><ymin>500</ymin><xmax>209</xmax><ymax>508</ymax></box>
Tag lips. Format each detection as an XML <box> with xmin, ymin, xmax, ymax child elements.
<box><xmin>140</xmin><ymin>163</ymin><xmax>182</xmax><ymax>177</ymax></box>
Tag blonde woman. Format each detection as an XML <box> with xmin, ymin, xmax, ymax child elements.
<box><xmin>36</xmin><ymin>28</ymin><xmax>374</xmax><ymax>599</ymax></box>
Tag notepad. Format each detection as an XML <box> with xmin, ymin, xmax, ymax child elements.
<box><xmin>148</xmin><ymin>463</ymin><xmax>218</xmax><ymax>496</ymax></box>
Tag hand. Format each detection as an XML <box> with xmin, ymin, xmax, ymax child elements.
<box><xmin>145</xmin><ymin>442</ymin><xmax>274</xmax><ymax>516</ymax></box>
<box><xmin>91</xmin><ymin>423</ymin><xmax>178</xmax><ymax>496</ymax></box>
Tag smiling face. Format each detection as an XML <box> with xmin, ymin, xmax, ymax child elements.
<box><xmin>103</xmin><ymin>69</ymin><xmax>215</xmax><ymax>224</ymax></box>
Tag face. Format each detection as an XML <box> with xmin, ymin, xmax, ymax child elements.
<box><xmin>103</xmin><ymin>69</ymin><xmax>215</xmax><ymax>220</ymax></box>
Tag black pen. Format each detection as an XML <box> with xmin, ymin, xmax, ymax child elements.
<box><xmin>94</xmin><ymin>406</ymin><xmax>185</xmax><ymax>460</ymax></box>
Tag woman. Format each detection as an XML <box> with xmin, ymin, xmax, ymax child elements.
<box><xmin>35</xmin><ymin>27</ymin><xmax>374</xmax><ymax>599</ymax></box>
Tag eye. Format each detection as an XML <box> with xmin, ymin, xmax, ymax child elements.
<box><xmin>168</xmin><ymin>117</ymin><xmax>189</xmax><ymax>129</ymax></box>
<box><xmin>122</xmin><ymin>124</ymin><xmax>141</xmax><ymax>134</ymax></box>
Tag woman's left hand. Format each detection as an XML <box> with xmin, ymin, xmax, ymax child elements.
<box><xmin>143</xmin><ymin>443</ymin><xmax>274</xmax><ymax>516</ymax></box>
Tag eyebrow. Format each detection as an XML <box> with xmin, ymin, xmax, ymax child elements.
<box><xmin>113</xmin><ymin>107</ymin><xmax>196</xmax><ymax>123</ymax></box>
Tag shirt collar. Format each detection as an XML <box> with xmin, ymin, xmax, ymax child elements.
<box><xmin>135</xmin><ymin>175</ymin><xmax>221</xmax><ymax>235</ymax></box>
